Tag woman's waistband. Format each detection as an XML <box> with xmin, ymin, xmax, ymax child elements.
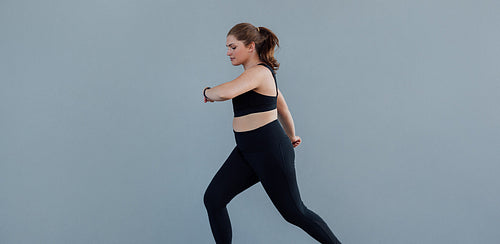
<box><xmin>233</xmin><ymin>120</ymin><xmax>288</xmax><ymax>152</ymax></box>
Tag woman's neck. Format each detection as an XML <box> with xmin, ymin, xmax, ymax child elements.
<box><xmin>242</xmin><ymin>56</ymin><xmax>261</xmax><ymax>70</ymax></box>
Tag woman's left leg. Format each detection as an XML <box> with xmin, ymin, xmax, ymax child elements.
<box><xmin>204</xmin><ymin>146</ymin><xmax>259</xmax><ymax>243</ymax></box>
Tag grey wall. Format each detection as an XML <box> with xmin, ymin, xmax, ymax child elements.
<box><xmin>1</xmin><ymin>0</ymin><xmax>499</xmax><ymax>243</ymax></box>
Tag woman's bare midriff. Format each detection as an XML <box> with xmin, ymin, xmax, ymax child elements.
<box><xmin>233</xmin><ymin>109</ymin><xmax>278</xmax><ymax>132</ymax></box>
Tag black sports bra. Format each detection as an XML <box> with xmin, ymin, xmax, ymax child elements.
<box><xmin>232</xmin><ymin>63</ymin><xmax>278</xmax><ymax>117</ymax></box>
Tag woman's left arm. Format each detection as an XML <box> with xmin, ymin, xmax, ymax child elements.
<box><xmin>203</xmin><ymin>67</ymin><xmax>265</xmax><ymax>102</ymax></box>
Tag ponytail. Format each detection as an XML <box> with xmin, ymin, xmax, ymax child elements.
<box><xmin>227</xmin><ymin>23</ymin><xmax>280</xmax><ymax>70</ymax></box>
<box><xmin>256</xmin><ymin>27</ymin><xmax>280</xmax><ymax>71</ymax></box>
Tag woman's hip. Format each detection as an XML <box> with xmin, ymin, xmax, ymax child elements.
<box><xmin>233</xmin><ymin>119</ymin><xmax>291</xmax><ymax>153</ymax></box>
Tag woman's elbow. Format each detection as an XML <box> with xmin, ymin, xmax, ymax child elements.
<box><xmin>277</xmin><ymin>107</ymin><xmax>290</xmax><ymax>117</ymax></box>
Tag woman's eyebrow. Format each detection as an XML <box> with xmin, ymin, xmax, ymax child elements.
<box><xmin>226</xmin><ymin>43</ymin><xmax>235</xmax><ymax>47</ymax></box>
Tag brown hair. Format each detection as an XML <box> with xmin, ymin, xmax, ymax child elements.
<box><xmin>227</xmin><ymin>23</ymin><xmax>280</xmax><ymax>71</ymax></box>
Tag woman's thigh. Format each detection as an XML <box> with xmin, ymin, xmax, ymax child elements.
<box><xmin>245</xmin><ymin>141</ymin><xmax>304</xmax><ymax>216</ymax></box>
<box><xmin>205</xmin><ymin>146</ymin><xmax>260</xmax><ymax>206</ymax></box>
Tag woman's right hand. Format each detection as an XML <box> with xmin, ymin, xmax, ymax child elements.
<box><xmin>291</xmin><ymin>136</ymin><xmax>302</xmax><ymax>148</ymax></box>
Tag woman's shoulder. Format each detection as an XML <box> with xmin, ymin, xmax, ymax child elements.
<box><xmin>244</xmin><ymin>64</ymin><xmax>274</xmax><ymax>78</ymax></box>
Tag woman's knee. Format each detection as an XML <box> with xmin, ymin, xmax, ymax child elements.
<box><xmin>279</xmin><ymin>204</ymin><xmax>309</xmax><ymax>225</ymax></box>
<box><xmin>204</xmin><ymin>187</ymin><xmax>225</xmax><ymax>211</ymax></box>
<box><xmin>203</xmin><ymin>188</ymin><xmax>215</xmax><ymax>210</ymax></box>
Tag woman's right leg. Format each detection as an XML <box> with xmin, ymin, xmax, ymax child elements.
<box><xmin>203</xmin><ymin>146</ymin><xmax>259</xmax><ymax>244</ymax></box>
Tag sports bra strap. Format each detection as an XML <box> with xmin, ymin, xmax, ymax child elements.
<box><xmin>257</xmin><ymin>63</ymin><xmax>278</xmax><ymax>97</ymax></box>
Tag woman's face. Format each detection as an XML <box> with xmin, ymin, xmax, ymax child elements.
<box><xmin>226</xmin><ymin>35</ymin><xmax>252</xmax><ymax>66</ymax></box>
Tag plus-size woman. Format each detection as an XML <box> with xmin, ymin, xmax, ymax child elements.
<box><xmin>202</xmin><ymin>23</ymin><xmax>341</xmax><ymax>244</ymax></box>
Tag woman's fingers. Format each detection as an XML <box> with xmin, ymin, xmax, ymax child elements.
<box><xmin>291</xmin><ymin>136</ymin><xmax>302</xmax><ymax>148</ymax></box>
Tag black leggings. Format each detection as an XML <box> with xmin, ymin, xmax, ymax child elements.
<box><xmin>203</xmin><ymin>120</ymin><xmax>341</xmax><ymax>244</ymax></box>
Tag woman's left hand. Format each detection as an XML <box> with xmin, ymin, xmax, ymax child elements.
<box><xmin>203</xmin><ymin>87</ymin><xmax>214</xmax><ymax>103</ymax></box>
<box><xmin>204</xmin><ymin>96</ymin><xmax>214</xmax><ymax>103</ymax></box>
<box><xmin>291</xmin><ymin>136</ymin><xmax>301</xmax><ymax>148</ymax></box>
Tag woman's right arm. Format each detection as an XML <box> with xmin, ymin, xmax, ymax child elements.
<box><xmin>277</xmin><ymin>89</ymin><xmax>302</xmax><ymax>147</ymax></box>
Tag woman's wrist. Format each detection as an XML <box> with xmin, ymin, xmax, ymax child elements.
<box><xmin>203</xmin><ymin>87</ymin><xmax>211</xmax><ymax>100</ymax></box>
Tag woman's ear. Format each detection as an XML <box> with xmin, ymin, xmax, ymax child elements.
<box><xmin>248</xmin><ymin>42</ymin><xmax>256</xmax><ymax>53</ymax></box>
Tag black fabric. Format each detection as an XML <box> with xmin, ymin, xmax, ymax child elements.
<box><xmin>232</xmin><ymin>63</ymin><xmax>278</xmax><ymax>117</ymax></box>
<box><xmin>204</xmin><ymin>120</ymin><xmax>341</xmax><ymax>244</ymax></box>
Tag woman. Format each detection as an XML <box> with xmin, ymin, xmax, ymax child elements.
<box><xmin>202</xmin><ymin>23</ymin><xmax>341</xmax><ymax>244</ymax></box>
